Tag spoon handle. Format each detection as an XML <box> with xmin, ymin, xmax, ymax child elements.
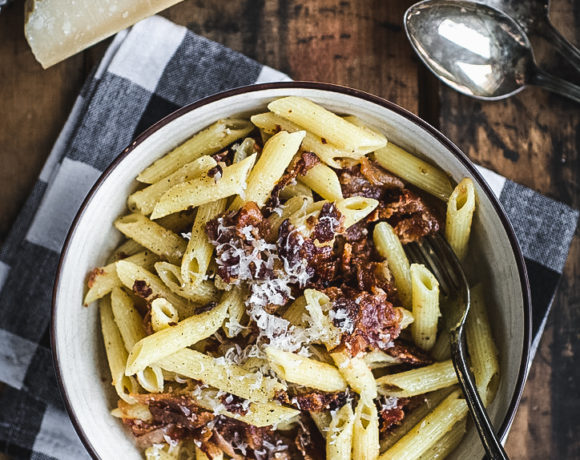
<box><xmin>450</xmin><ymin>330</ymin><xmax>510</xmax><ymax>460</ymax></box>
<box><xmin>531</xmin><ymin>68</ymin><xmax>580</xmax><ymax>103</ymax></box>
<box><xmin>541</xmin><ymin>21</ymin><xmax>580</xmax><ymax>73</ymax></box>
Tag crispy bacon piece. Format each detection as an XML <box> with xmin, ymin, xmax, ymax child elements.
<box><xmin>211</xmin><ymin>417</ymin><xmax>294</xmax><ymax>459</ymax></box>
<box><xmin>383</xmin><ymin>340</ymin><xmax>433</xmax><ymax>365</ymax></box>
<box><xmin>124</xmin><ymin>393</ymin><xmax>298</xmax><ymax>459</ymax></box>
<box><xmin>219</xmin><ymin>392</ymin><xmax>249</xmax><ymax>415</ymax></box>
<box><xmin>325</xmin><ymin>287</ymin><xmax>402</xmax><ymax>357</ymax></box>
<box><xmin>339</xmin><ymin>160</ymin><xmax>403</xmax><ymax>200</ymax></box>
<box><xmin>132</xmin><ymin>280</ymin><xmax>153</xmax><ymax>298</ymax></box>
<box><xmin>266</xmin><ymin>151</ymin><xmax>320</xmax><ymax>212</ymax></box>
<box><xmin>340</xmin><ymin>166</ymin><xmax>383</xmax><ymax>200</ymax></box>
<box><xmin>337</xmin><ymin>236</ymin><xmax>398</xmax><ymax>301</ymax></box>
<box><xmin>312</xmin><ymin>202</ymin><xmax>343</xmax><ymax>243</ymax></box>
<box><xmin>123</xmin><ymin>394</ymin><xmax>215</xmax><ymax>444</ymax></box>
<box><xmin>276</xmin><ymin>219</ymin><xmax>337</xmax><ymax>288</ymax></box>
<box><xmin>377</xmin><ymin>397</ymin><xmax>412</xmax><ymax>432</ymax></box>
<box><xmin>206</xmin><ymin>202</ymin><xmax>272</xmax><ymax>284</ymax></box>
<box><xmin>379</xmin><ymin>189</ymin><xmax>439</xmax><ymax>244</ymax></box>
<box><xmin>275</xmin><ymin>389</ymin><xmax>348</xmax><ymax>412</ymax></box>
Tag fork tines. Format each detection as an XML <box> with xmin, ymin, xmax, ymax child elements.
<box><xmin>405</xmin><ymin>234</ymin><xmax>462</xmax><ymax>297</ymax></box>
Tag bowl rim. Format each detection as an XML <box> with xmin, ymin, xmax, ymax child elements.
<box><xmin>51</xmin><ymin>81</ymin><xmax>532</xmax><ymax>459</ymax></box>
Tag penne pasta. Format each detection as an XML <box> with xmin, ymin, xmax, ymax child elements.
<box><xmin>137</xmin><ymin>118</ymin><xmax>253</xmax><ymax>184</ymax></box>
<box><xmin>106</xmin><ymin>239</ymin><xmax>144</xmax><ymax>264</ymax></box>
<box><xmin>113</xmin><ymin>400</ymin><xmax>152</xmax><ymax>421</ymax></box>
<box><xmin>230</xmin><ymin>130</ymin><xmax>306</xmax><ymax>209</ymax></box>
<box><xmin>221</xmin><ymin>286</ymin><xmax>247</xmax><ymax>338</ymax></box>
<box><xmin>115</xmin><ymin>260</ymin><xmax>196</xmax><ymax>319</ymax></box>
<box><xmin>128</xmin><ymin>155</ymin><xmax>217</xmax><ymax>215</ymax></box>
<box><xmin>431</xmin><ymin>329</ymin><xmax>452</xmax><ymax>361</ymax></box>
<box><xmin>268</xmin><ymin>96</ymin><xmax>387</xmax><ymax>154</ymax></box>
<box><xmin>114</xmin><ymin>213</ymin><xmax>187</xmax><ymax>265</ymax></box>
<box><xmin>335</xmin><ymin>196</ymin><xmax>379</xmax><ymax>229</ymax></box>
<box><xmin>379</xmin><ymin>388</ymin><xmax>455</xmax><ymax>452</ymax></box>
<box><xmin>326</xmin><ymin>403</ymin><xmax>355</xmax><ymax>460</ymax></box>
<box><xmin>303</xmin><ymin>289</ymin><xmax>341</xmax><ymax>349</ymax></box>
<box><xmin>251</xmin><ymin>111</ymin><xmax>357</xmax><ymax>169</ymax></box>
<box><xmin>99</xmin><ymin>296</ymin><xmax>139</xmax><ymax>404</ymax></box>
<box><xmin>149</xmin><ymin>298</ymin><xmax>179</xmax><ymax>332</ymax></box>
<box><xmin>188</xmin><ymin>386</ymin><xmax>300</xmax><ymax>427</ymax></box>
<box><xmin>282</xmin><ymin>294</ymin><xmax>308</xmax><ymax>326</ymax></box>
<box><xmin>265</xmin><ymin>347</ymin><xmax>347</xmax><ymax>392</ymax></box>
<box><xmin>279</xmin><ymin>180</ymin><xmax>314</xmax><ymax>201</ymax></box>
<box><xmin>155</xmin><ymin>209</ymin><xmax>197</xmax><ymax>234</ymax></box>
<box><xmin>374</xmin><ymin>143</ymin><xmax>453</xmax><ymax>201</ymax></box>
<box><xmin>125</xmin><ymin>297</ymin><xmax>228</xmax><ymax>375</ymax></box>
<box><xmin>299</xmin><ymin>162</ymin><xmax>343</xmax><ymax>201</ymax></box>
<box><xmin>289</xmin><ymin>200</ymin><xmax>327</xmax><ymax>237</ymax></box>
<box><xmin>377</xmin><ymin>360</ymin><xmax>458</xmax><ymax>397</ymax></box>
<box><xmin>445</xmin><ymin>178</ymin><xmax>476</xmax><ymax>260</ymax></box>
<box><xmin>410</xmin><ymin>263</ymin><xmax>440</xmax><ymax>351</ymax></box>
<box><xmin>145</xmin><ymin>443</ymin><xmax>181</xmax><ymax>460</ymax></box>
<box><xmin>180</xmin><ymin>199</ymin><xmax>227</xmax><ymax>286</ymax></box>
<box><xmin>151</xmin><ymin>154</ymin><xmax>256</xmax><ymax>219</ymax></box>
<box><xmin>398</xmin><ymin>307</ymin><xmax>415</xmax><ymax>330</ymax></box>
<box><xmin>353</xmin><ymin>397</ymin><xmax>380</xmax><ymax>460</ymax></box>
<box><xmin>233</xmin><ymin>136</ymin><xmax>260</xmax><ymax>163</ymax></box>
<box><xmin>373</xmin><ymin>222</ymin><xmax>412</xmax><ymax>308</ymax></box>
<box><xmin>84</xmin><ymin>251</ymin><xmax>158</xmax><ymax>305</ymax></box>
<box><xmin>363</xmin><ymin>350</ymin><xmax>403</xmax><ymax>369</ymax></box>
<box><xmin>267</xmin><ymin>195</ymin><xmax>313</xmax><ymax>239</ymax></box>
<box><xmin>379</xmin><ymin>391</ymin><xmax>467</xmax><ymax>460</ymax></box>
<box><xmin>466</xmin><ymin>283</ymin><xmax>499</xmax><ymax>406</ymax></box>
<box><xmin>111</xmin><ymin>287</ymin><xmax>164</xmax><ymax>393</ymax></box>
<box><xmin>154</xmin><ymin>261</ymin><xmax>217</xmax><ymax>304</ymax></box>
<box><xmin>110</xmin><ymin>287</ymin><xmax>146</xmax><ymax>350</ymax></box>
<box><xmin>417</xmin><ymin>419</ymin><xmax>466</xmax><ymax>460</ymax></box>
<box><xmin>331</xmin><ymin>351</ymin><xmax>377</xmax><ymax>399</ymax></box>
<box><xmin>310</xmin><ymin>410</ymin><xmax>332</xmax><ymax>440</ymax></box>
<box><xmin>157</xmin><ymin>348</ymin><xmax>285</xmax><ymax>403</ymax></box>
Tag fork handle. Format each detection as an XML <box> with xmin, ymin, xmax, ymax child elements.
<box><xmin>450</xmin><ymin>331</ymin><xmax>509</xmax><ymax>460</ymax></box>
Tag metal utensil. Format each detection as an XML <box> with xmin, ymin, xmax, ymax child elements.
<box><xmin>482</xmin><ymin>0</ymin><xmax>580</xmax><ymax>72</ymax></box>
<box><xmin>0</xmin><ymin>0</ymin><xmax>14</xmax><ymax>13</ymax></box>
<box><xmin>404</xmin><ymin>0</ymin><xmax>580</xmax><ymax>102</ymax></box>
<box><xmin>405</xmin><ymin>233</ymin><xmax>509</xmax><ymax>460</ymax></box>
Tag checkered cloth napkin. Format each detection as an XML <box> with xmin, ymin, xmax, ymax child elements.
<box><xmin>0</xmin><ymin>15</ymin><xmax>577</xmax><ymax>460</ymax></box>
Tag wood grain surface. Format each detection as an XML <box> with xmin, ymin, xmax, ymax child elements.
<box><xmin>0</xmin><ymin>0</ymin><xmax>578</xmax><ymax>459</ymax></box>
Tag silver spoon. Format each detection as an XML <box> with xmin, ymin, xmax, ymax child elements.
<box><xmin>482</xmin><ymin>0</ymin><xmax>580</xmax><ymax>72</ymax></box>
<box><xmin>404</xmin><ymin>0</ymin><xmax>580</xmax><ymax>102</ymax></box>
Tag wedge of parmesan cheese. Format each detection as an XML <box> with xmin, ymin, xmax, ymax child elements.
<box><xmin>24</xmin><ymin>0</ymin><xmax>183</xmax><ymax>68</ymax></box>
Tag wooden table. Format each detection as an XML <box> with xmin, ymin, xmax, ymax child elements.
<box><xmin>0</xmin><ymin>0</ymin><xmax>578</xmax><ymax>458</ymax></box>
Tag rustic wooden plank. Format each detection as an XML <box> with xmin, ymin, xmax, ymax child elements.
<box><xmin>0</xmin><ymin>4</ymin><xmax>84</xmax><ymax>241</ymax></box>
<box><xmin>163</xmin><ymin>0</ymin><xmax>420</xmax><ymax>112</ymax></box>
<box><xmin>438</xmin><ymin>0</ymin><xmax>579</xmax><ymax>458</ymax></box>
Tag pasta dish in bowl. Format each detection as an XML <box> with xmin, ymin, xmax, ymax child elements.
<box><xmin>52</xmin><ymin>84</ymin><xmax>530</xmax><ymax>460</ymax></box>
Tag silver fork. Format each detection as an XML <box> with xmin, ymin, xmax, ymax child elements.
<box><xmin>405</xmin><ymin>233</ymin><xmax>509</xmax><ymax>460</ymax></box>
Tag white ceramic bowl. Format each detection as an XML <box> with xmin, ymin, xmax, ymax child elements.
<box><xmin>53</xmin><ymin>82</ymin><xmax>531</xmax><ymax>459</ymax></box>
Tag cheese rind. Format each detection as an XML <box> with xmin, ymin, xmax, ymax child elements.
<box><xmin>24</xmin><ymin>0</ymin><xmax>183</xmax><ymax>68</ymax></box>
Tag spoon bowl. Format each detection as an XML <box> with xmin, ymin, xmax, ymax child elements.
<box><xmin>405</xmin><ymin>0</ymin><xmax>580</xmax><ymax>103</ymax></box>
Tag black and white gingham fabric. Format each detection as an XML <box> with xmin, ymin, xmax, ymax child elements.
<box><xmin>0</xmin><ymin>15</ymin><xmax>577</xmax><ymax>459</ymax></box>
